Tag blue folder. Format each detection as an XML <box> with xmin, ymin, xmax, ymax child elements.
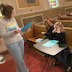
<box><xmin>21</xmin><ymin>22</ymin><xmax>32</xmax><ymax>32</ymax></box>
<box><xmin>43</xmin><ymin>40</ymin><xmax>59</xmax><ymax>48</ymax></box>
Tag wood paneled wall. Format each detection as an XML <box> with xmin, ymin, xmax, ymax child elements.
<box><xmin>15</xmin><ymin>6</ymin><xmax>66</xmax><ymax>27</ymax></box>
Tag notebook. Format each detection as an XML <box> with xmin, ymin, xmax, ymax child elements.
<box><xmin>43</xmin><ymin>40</ymin><xmax>59</xmax><ymax>48</ymax></box>
<box><xmin>21</xmin><ymin>22</ymin><xmax>32</xmax><ymax>32</ymax></box>
<box><xmin>36</xmin><ymin>38</ymin><xmax>43</xmax><ymax>42</ymax></box>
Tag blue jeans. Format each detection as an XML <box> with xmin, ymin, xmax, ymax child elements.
<box><xmin>6</xmin><ymin>40</ymin><xmax>28</xmax><ymax>72</ymax></box>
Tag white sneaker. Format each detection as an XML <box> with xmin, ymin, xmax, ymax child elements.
<box><xmin>0</xmin><ymin>55</ymin><xmax>5</xmax><ymax>64</ymax></box>
<box><xmin>67</xmin><ymin>66</ymin><xmax>71</xmax><ymax>72</ymax></box>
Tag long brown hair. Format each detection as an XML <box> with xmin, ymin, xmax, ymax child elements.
<box><xmin>44</xmin><ymin>20</ymin><xmax>49</xmax><ymax>31</ymax></box>
<box><xmin>44</xmin><ymin>18</ymin><xmax>53</xmax><ymax>31</ymax></box>
<box><xmin>0</xmin><ymin>4</ymin><xmax>14</xmax><ymax>19</ymax></box>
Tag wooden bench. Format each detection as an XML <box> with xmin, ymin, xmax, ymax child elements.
<box><xmin>23</xmin><ymin>24</ymin><xmax>46</xmax><ymax>48</ymax></box>
<box><xmin>58</xmin><ymin>20</ymin><xmax>72</xmax><ymax>27</ymax></box>
<box><xmin>58</xmin><ymin>14</ymin><xmax>72</xmax><ymax>20</ymax></box>
<box><xmin>23</xmin><ymin>24</ymin><xmax>72</xmax><ymax>50</ymax></box>
<box><xmin>64</xmin><ymin>27</ymin><xmax>72</xmax><ymax>50</ymax></box>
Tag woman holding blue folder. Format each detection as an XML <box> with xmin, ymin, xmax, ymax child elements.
<box><xmin>0</xmin><ymin>4</ymin><xmax>29</xmax><ymax>72</ymax></box>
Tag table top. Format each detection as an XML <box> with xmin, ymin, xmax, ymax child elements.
<box><xmin>33</xmin><ymin>39</ymin><xmax>66</xmax><ymax>56</ymax></box>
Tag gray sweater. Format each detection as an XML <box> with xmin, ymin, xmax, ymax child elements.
<box><xmin>0</xmin><ymin>18</ymin><xmax>23</xmax><ymax>44</ymax></box>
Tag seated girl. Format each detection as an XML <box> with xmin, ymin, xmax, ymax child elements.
<box><xmin>41</xmin><ymin>17</ymin><xmax>54</xmax><ymax>39</ymax></box>
<box><xmin>50</xmin><ymin>22</ymin><xmax>72</xmax><ymax>72</ymax></box>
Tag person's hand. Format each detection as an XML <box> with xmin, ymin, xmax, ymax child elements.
<box><xmin>14</xmin><ymin>29</ymin><xmax>21</xmax><ymax>33</ymax></box>
<box><xmin>48</xmin><ymin>20</ymin><xmax>51</xmax><ymax>24</ymax></box>
<box><xmin>41</xmin><ymin>32</ymin><xmax>45</xmax><ymax>34</ymax></box>
<box><xmin>52</xmin><ymin>29</ymin><xmax>56</xmax><ymax>33</ymax></box>
<box><xmin>52</xmin><ymin>26</ymin><xmax>61</xmax><ymax>33</ymax></box>
<box><xmin>56</xmin><ymin>27</ymin><xmax>61</xmax><ymax>33</ymax></box>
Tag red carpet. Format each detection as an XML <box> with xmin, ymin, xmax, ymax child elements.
<box><xmin>0</xmin><ymin>42</ymin><xmax>65</xmax><ymax>72</ymax></box>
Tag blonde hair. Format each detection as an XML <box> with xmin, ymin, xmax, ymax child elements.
<box><xmin>54</xmin><ymin>22</ymin><xmax>64</xmax><ymax>32</ymax></box>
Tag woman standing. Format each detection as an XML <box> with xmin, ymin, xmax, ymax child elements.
<box><xmin>0</xmin><ymin>4</ymin><xmax>28</xmax><ymax>72</ymax></box>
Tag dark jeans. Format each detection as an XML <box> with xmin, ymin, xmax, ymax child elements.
<box><xmin>55</xmin><ymin>48</ymin><xmax>72</xmax><ymax>69</ymax></box>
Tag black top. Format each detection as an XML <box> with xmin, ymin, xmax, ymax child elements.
<box><xmin>44</xmin><ymin>26</ymin><xmax>67</xmax><ymax>47</ymax></box>
<box><xmin>49</xmin><ymin>32</ymin><xmax>67</xmax><ymax>47</ymax></box>
<box><xmin>44</xmin><ymin>26</ymin><xmax>54</xmax><ymax>39</ymax></box>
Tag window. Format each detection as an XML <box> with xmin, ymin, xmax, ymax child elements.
<box><xmin>48</xmin><ymin>0</ymin><xmax>59</xmax><ymax>8</ymax></box>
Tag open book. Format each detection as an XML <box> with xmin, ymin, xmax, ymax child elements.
<box><xmin>21</xmin><ymin>22</ymin><xmax>32</xmax><ymax>32</ymax></box>
<box><xmin>43</xmin><ymin>40</ymin><xmax>59</xmax><ymax>48</ymax></box>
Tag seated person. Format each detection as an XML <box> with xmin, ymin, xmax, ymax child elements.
<box><xmin>42</xmin><ymin>17</ymin><xmax>54</xmax><ymax>39</ymax></box>
<box><xmin>41</xmin><ymin>18</ymin><xmax>55</xmax><ymax>59</ymax></box>
<box><xmin>50</xmin><ymin>22</ymin><xmax>72</xmax><ymax>72</ymax></box>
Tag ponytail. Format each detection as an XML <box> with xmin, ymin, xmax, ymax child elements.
<box><xmin>0</xmin><ymin>4</ymin><xmax>14</xmax><ymax>19</ymax></box>
<box><xmin>0</xmin><ymin>4</ymin><xmax>5</xmax><ymax>15</ymax></box>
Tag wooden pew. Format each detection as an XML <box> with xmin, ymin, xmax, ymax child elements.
<box><xmin>23</xmin><ymin>24</ymin><xmax>72</xmax><ymax>50</ymax></box>
<box><xmin>64</xmin><ymin>27</ymin><xmax>72</xmax><ymax>50</ymax></box>
<box><xmin>23</xmin><ymin>24</ymin><xmax>46</xmax><ymax>48</ymax></box>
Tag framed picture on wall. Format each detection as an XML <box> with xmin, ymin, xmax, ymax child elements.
<box><xmin>16</xmin><ymin>0</ymin><xmax>40</xmax><ymax>9</ymax></box>
<box><xmin>21</xmin><ymin>14</ymin><xmax>44</xmax><ymax>26</ymax></box>
<box><xmin>12</xmin><ymin>0</ymin><xmax>42</xmax><ymax>15</ymax></box>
